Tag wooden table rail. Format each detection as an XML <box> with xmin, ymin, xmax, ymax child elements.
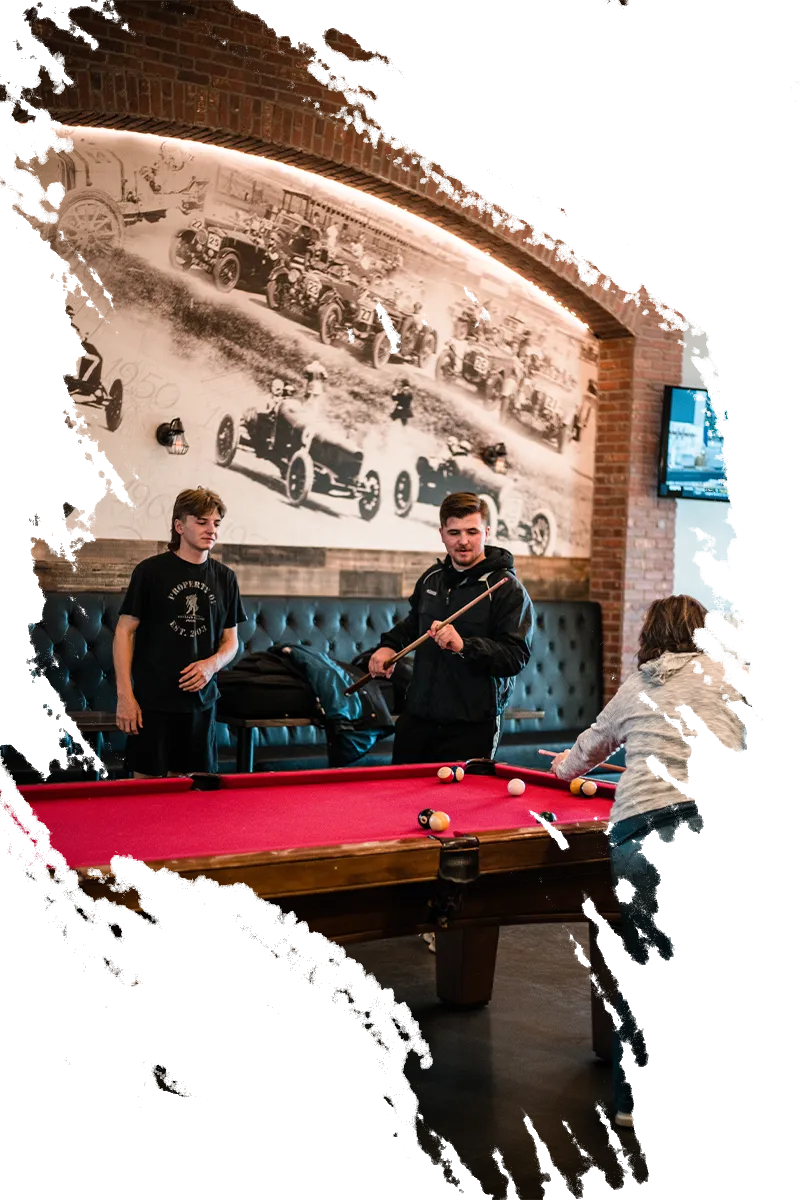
<box><xmin>60</xmin><ymin>707</ymin><xmax>546</xmax><ymax>775</ymax></box>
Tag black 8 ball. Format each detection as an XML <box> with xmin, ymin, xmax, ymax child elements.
<box><xmin>418</xmin><ymin>808</ymin><xmax>436</xmax><ymax>828</ymax></box>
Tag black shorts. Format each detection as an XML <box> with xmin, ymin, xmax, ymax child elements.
<box><xmin>124</xmin><ymin>707</ymin><xmax>218</xmax><ymax>777</ymax></box>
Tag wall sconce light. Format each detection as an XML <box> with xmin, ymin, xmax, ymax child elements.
<box><xmin>156</xmin><ymin>418</ymin><xmax>189</xmax><ymax>456</ymax></box>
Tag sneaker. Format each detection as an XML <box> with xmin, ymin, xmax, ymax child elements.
<box><xmin>421</xmin><ymin>932</ymin><xmax>436</xmax><ymax>953</ymax></box>
<box><xmin>615</xmin><ymin>1112</ymin><xmax>634</xmax><ymax>1129</ymax></box>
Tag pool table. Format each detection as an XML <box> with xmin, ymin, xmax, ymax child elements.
<box><xmin>22</xmin><ymin>761</ymin><xmax>618</xmax><ymax>1053</ymax></box>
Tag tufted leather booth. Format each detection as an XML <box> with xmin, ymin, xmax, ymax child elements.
<box><xmin>16</xmin><ymin>592</ymin><xmax>605</xmax><ymax>778</ymax></box>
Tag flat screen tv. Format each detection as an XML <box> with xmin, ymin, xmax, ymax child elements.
<box><xmin>662</xmin><ymin>388</ymin><xmax>800</xmax><ymax>506</ymax></box>
<box><xmin>657</xmin><ymin>386</ymin><xmax>728</xmax><ymax>501</ymax></box>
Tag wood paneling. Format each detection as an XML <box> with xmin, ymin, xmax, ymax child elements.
<box><xmin>32</xmin><ymin>539</ymin><xmax>590</xmax><ymax>601</ymax></box>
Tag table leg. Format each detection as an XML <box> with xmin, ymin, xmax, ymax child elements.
<box><xmin>434</xmin><ymin>925</ymin><xmax>500</xmax><ymax>1007</ymax></box>
<box><xmin>235</xmin><ymin>727</ymin><xmax>255</xmax><ymax>774</ymax></box>
<box><xmin>589</xmin><ymin>921</ymin><xmax>617</xmax><ymax>1062</ymax></box>
<box><xmin>81</xmin><ymin>724</ymin><xmax>101</xmax><ymax>782</ymax></box>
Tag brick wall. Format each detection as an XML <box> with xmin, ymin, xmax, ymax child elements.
<box><xmin>590</xmin><ymin>337</ymin><xmax>635</xmax><ymax>695</ymax></box>
<box><xmin>28</xmin><ymin>0</ymin><xmax>383</xmax><ymax>136</ymax></box>
<box><xmin>590</xmin><ymin>334</ymin><xmax>682</xmax><ymax>694</ymax></box>
<box><xmin>623</xmin><ymin>332</ymin><xmax>682</xmax><ymax>670</ymax></box>
<box><xmin>25</xmin><ymin>0</ymin><xmax>681</xmax><ymax>690</ymax></box>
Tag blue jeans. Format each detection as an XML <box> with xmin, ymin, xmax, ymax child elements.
<box><xmin>608</xmin><ymin>801</ymin><xmax>703</xmax><ymax>1113</ymax></box>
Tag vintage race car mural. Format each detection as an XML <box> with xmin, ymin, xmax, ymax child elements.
<box><xmin>265</xmin><ymin>252</ymin><xmax>351</xmax><ymax>323</ymax></box>
<box><xmin>168</xmin><ymin>218</ymin><xmax>277</xmax><ymax>292</ymax></box>
<box><xmin>507</xmin><ymin>384</ymin><xmax>572</xmax><ymax>452</ymax></box>
<box><xmin>64</xmin><ymin>318</ymin><xmax>124</xmax><ymax>432</ymax></box>
<box><xmin>318</xmin><ymin>282</ymin><xmax>437</xmax><ymax>370</ymax></box>
<box><xmin>36</xmin><ymin>141</ymin><xmax>206</xmax><ymax>255</ymax></box>
<box><xmin>214</xmin><ymin>386</ymin><xmax>411</xmax><ymax>521</ymax></box>
<box><xmin>435</xmin><ymin>338</ymin><xmax>519</xmax><ymax>406</ymax></box>
<box><xmin>390</xmin><ymin>437</ymin><xmax>558</xmax><ymax>556</ymax></box>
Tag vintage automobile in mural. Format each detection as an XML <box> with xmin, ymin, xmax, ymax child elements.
<box><xmin>390</xmin><ymin>437</ymin><xmax>557</xmax><ymax>557</ymax></box>
<box><xmin>214</xmin><ymin>387</ymin><xmax>405</xmax><ymax>521</ymax></box>
<box><xmin>369</xmin><ymin>295</ymin><xmax>437</xmax><ymax>370</ymax></box>
<box><xmin>317</xmin><ymin>283</ymin><xmax>438</xmax><ymax>370</ymax></box>
<box><xmin>435</xmin><ymin>338</ymin><xmax>521</xmax><ymax>407</ymax></box>
<box><xmin>525</xmin><ymin>351</ymin><xmax>578</xmax><ymax>392</ymax></box>
<box><xmin>168</xmin><ymin>218</ymin><xmax>277</xmax><ymax>292</ymax></box>
<box><xmin>35</xmin><ymin>143</ymin><xmax>206</xmax><ymax>256</ymax></box>
<box><xmin>64</xmin><ymin>325</ymin><xmax>124</xmax><ymax>433</ymax></box>
<box><xmin>447</xmin><ymin>295</ymin><xmax>505</xmax><ymax>340</ymax></box>
<box><xmin>265</xmin><ymin>250</ymin><xmax>351</xmax><ymax>322</ymax></box>
<box><xmin>507</xmin><ymin>384</ymin><xmax>572</xmax><ymax>452</ymax></box>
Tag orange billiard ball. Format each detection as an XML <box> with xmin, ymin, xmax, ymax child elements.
<box><xmin>428</xmin><ymin>811</ymin><xmax>451</xmax><ymax>833</ymax></box>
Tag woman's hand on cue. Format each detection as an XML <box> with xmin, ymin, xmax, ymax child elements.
<box><xmin>429</xmin><ymin>621</ymin><xmax>464</xmax><ymax>654</ymax></box>
<box><xmin>368</xmin><ymin>647</ymin><xmax>396</xmax><ymax>678</ymax></box>
<box><xmin>549</xmin><ymin>749</ymin><xmax>570</xmax><ymax>773</ymax></box>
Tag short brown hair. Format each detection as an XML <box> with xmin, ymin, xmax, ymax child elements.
<box><xmin>439</xmin><ymin>492</ymin><xmax>490</xmax><ymax>527</ymax></box>
<box><xmin>169</xmin><ymin>487</ymin><xmax>226</xmax><ymax>550</ymax></box>
<box><xmin>637</xmin><ymin>594</ymin><xmax>708</xmax><ymax>667</ymax></box>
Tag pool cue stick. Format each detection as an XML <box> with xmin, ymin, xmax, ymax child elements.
<box><xmin>344</xmin><ymin>576</ymin><xmax>510</xmax><ymax>696</ymax></box>
<box><xmin>537</xmin><ymin>748</ymin><xmax>626</xmax><ymax>774</ymax></box>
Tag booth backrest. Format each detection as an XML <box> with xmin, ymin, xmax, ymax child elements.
<box><xmin>28</xmin><ymin>592</ymin><xmax>604</xmax><ymax>765</ymax></box>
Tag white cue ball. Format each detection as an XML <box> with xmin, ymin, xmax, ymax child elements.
<box><xmin>507</xmin><ymin>778</ymin><xmax>526</xmax><ymax>797</ymax></box>
<box><xmin>581</xmin><ymin>779</ymin><xmax>598</xmax><ymax>797</ymax></box>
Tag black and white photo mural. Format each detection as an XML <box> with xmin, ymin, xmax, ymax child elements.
<box><xmin>36</xmin><ymin>128</ymin><xmax>599</xmax><ymax>556</ymax></box>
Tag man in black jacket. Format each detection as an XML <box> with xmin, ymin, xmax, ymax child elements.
<box><xmin>369</xmin><ymin>492</ymin><xmax>533</xmax><ymax>764</ymax></box>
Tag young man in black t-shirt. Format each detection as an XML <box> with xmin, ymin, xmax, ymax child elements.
<box><xmin>113</xmin><ymin>487</ymin><xmax>246</xmax><ymax>776</ymax></box>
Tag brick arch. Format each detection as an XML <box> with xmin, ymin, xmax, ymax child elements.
<box><xmin>4</xmin><ymin>1</ymin><xmax>642</xmax><ymax>343</ymax></box>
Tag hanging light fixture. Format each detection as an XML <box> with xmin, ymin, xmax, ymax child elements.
<box><xmin>156</xmin><ymin>418</ymin><xmax>189</xmax><ymax>456</ymax></box>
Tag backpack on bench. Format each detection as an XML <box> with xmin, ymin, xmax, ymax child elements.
<box><xmin>217</xmin><ymin>650</ymin><xmax>316</xmax><ymax>719</ymax></box>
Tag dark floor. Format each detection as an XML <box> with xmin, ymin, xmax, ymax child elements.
<box><xmin>7</xmin><ymin>907</ymin><xmax>800</xmax><ymax>1190</ymax></box>
<box><xmin>347</xmin><ymin>924</ymin><xmax>645</xmax><ymax>1198</ymax></box>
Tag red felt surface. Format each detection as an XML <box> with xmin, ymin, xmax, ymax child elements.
<box><xmin>22</xmin><ymin>763</ymin><xmax>614</xmax><ymax>869</ymax></box>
